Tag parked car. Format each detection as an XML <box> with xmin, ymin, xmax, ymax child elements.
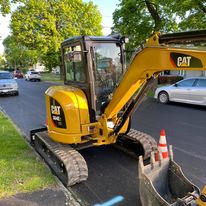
<box><xmin>25</xmin><ymin>71</ymin><xmax>41</xmax><ymax>81</ymax></box>
<box><xmin>154</xmin><ymin>77</ymin><xmax>206</xmax><ymax>106</ymax></box>
<box><xmin>13</xmin><ymin>69</ymin><xmax>24</xmax><ymax>78</ymax></box>
<box><xmin>0</xmin><ymin>71</ymin><xmax>19</xmax><ymax>95</ymax></box>
<box><xmin>52</xmin><ymin>68</ymin><xmax>60</xmax><ymax>75</ymax></box>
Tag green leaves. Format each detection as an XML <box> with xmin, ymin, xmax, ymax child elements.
<box><xmin>175</xmin><ymin>0</ymin><xmax>206</xmax><ymax>30</ymax></box>
<box><xmin>0</xmin><ymin>0</ymin><xmax>22</xmax><ymax>16</ymax></box>
<box><xmin>112</xmin><ymin>0</ymin><xmax>206</xmax><ymax>53</ymax></box>
<box><xmin>6</xmin><ymin>0</ymin><xmax>102</xmax><ymax>70</ymax></box>
<box><xmin>0</xmin><ymin>0</ymin><xmax>11</xmax><ymax>15</ymax></box>
<box><xmin>0</xmin><ymin>54</ymin><xmax>6</xmax><ymax>69</ymax></box>
<box><xmin>3</xmin><ymin>35</ymin><xmax>39</xmax><ymax>69</ymax></box>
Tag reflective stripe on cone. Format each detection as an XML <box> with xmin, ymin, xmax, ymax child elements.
<box><xmin>155</xmin><ymin>129</ymin><xmax>168</xmax><ymax>161</ymax></box>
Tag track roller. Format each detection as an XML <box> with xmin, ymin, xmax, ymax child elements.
<box><xmin>31</xmin><ymin>131</ymin><xmax>88</xmax><ymax>187</ymax></box>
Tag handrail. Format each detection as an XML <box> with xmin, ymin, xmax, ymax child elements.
<box><xmin>159</xmin><ymin>29</ymin><xmax>206</xmax><ymax>44</ymax></box>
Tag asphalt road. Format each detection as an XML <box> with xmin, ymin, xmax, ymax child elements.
<box><xmin>0</xmin><ymin>79</ymin><xmax>206</xmax><ymax>206</ymax></box>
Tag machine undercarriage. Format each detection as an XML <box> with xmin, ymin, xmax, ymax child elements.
<box><xmin>31</xmin><ymin>128</ymin><xmax>157</xmax><ymax>186</ymax></box>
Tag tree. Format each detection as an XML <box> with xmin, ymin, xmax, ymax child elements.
<box><xmin>169</xmin><ymin>0</ymin><xmax>206</xmax><ymax>30</ymax></box>
<box><xmin>3</xmin><ymin>35</ymin><xmax>39</xmax><ymax>70</ymax></box>
<box><xmin>0</xmin><ymin>0</ymin><xmax>11</xmax><ymax>15</ymax></box>
<box><xmin>0</xmin><ymin>54</ymin><xmax>6</xmax><ymax>69</ymax></box>
<box><xmin>0</xmin><ymin>0</ymin><xmax>20</xmax><ymax>15</ymax></box>
<box><xmin>112</xmin><ymin>0</ymin><xmax>206</xmax><ymax>50</ymax></box>
<box><xmin>10</xmin><ymin>0</ymin><xmax>102</xmax><ymax>71</ymax></box>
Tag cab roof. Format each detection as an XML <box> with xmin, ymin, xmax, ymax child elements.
<box><xmin>61</xmin><ymin>35</ymin><xmax>122</xmax><ymax>46</ymax></box>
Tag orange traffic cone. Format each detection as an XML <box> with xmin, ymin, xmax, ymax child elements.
<box><xmin>155</xmin><ymin>129</ymin><xmax>168</xmax><ymax>161</ymax></box>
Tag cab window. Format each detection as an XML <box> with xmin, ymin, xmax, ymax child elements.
<box><xmin>92</xmin><ymin>43</ymin><xmax>123</xmax><ymax>114</ymax></box>
<box><xmin>64</xmin><ymin>45</ymin><xmax>86</xmax><ymax>82</ymax></box>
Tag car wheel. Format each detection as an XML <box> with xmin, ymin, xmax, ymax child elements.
<box><xmin>158</xmin><ymin>91</ymin><xmax>169</xmax><ymax>104</ymax></box>
<box><xmin>14</xmin><ymin>91</ymin><xmax>19</xmax><ymax>96</ymax></box>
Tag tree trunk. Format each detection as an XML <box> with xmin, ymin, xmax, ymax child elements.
<box><xmin>198</xmin><ymin>1</ymin><xmax>206</xmax><ymax>13</ymax></box>
<box><xmin>145</xmin><ymin>0</ymin><xmax>162</xmax><ymax>31</ymax></box>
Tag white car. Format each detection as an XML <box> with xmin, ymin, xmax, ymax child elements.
<box><xmin>0</xmin><ymin>71</ymin><xmax>19</xmax><ymax>96</ymax></box>
<box><xmin>154</xmin><ymin>77</ymin><xmax>206</xmax><ymax>106</ymax></box>
<box><xmin>25</xmin><ymin>71</ymin><xmax>41</xmax><ymax>81</ymax></box>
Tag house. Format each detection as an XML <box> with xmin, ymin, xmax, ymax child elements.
<box><xmin>28</xmin><ymin>62</ymin><xmax>46</xmax><ymax>72</ymax></box>
<box><xmin>162</xmin><ymin>70</ymin><xmax>206</xmax><ymax>78</ymax></box>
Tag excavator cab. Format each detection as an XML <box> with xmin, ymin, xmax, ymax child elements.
<box><xmin>61</xmin><ymin>36</ymin><xmax>127</xmax><ymax>120</ymax></box>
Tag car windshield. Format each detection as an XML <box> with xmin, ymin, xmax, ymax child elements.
<box><xmin>31</xmin><ymin>72</ymin><xmax>38</xmax><ymax>74</ymax></box>
<box><xmin>0</xmin><ymin>72</ymin><xmax>12</xmax><ymax>79</ymax></box>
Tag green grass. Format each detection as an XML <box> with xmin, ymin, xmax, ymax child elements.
<box><xmin>0</xmin><ymin>113</ymin><xmax>55</xmax><ymax>198</ymax></box>
<box><xmin>147</xmin><ymin>84</ymin><xmax>167</xmax><ymax>97</ymax></box>
<box><xmin>147</xmin><ymin>89</ymin><xmax>155</xmax><ymax>97</ymax></box>
<box><xmin>41</xmin><ymin>72</ymin><xmax>63</xmax><ymax>82</ymax></box>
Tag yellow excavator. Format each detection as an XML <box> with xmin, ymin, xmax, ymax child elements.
<box><xmin>30</xmin><ymin>30</ymin><xmax>206</xmax><ymax>205</ymax></box>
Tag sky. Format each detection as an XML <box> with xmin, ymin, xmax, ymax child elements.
<box><xmin>0</xmin><ymin>0</ymin><xmax>119</xmax><ymax>55</ymax></box>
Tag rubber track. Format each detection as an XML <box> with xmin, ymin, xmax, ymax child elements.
<box><xmin>120</xmin><ymin>128</ymin><xmax>157</xmax><ymax>160</ymax></box>
<box><xmin>35</xmin><ymin>132</ymin><xmax>88</xmax><ymax>186</ymax></box>
<box><xmin>126</xmin><ymin>129</ymin><xmax>157</xmax><ymax>159</ymax></box>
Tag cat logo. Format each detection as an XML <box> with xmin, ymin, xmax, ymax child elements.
<box><xmin>177</xmin><ymin>56</ymin><xmax>191</xmax><ymax>67</ymax></box>
<box><xmin>50</xmin><ymin>97</ymin><xmax>66</xmax><ymax>128</ymax></box>
<box><xmin>51</xmin><ymin>105</ymin><xmax>61</xmax><ymax>115</ymax></box>
<box><xmin>170</xmin><ymin>52</ymin><xmax>203</xmax><ymax>68</ymax></box>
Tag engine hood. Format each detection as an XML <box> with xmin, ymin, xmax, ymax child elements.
<box><xmin>0</xmin><ymin>79</ymin><xmax>16</xmax><ymax>84</ymax></box>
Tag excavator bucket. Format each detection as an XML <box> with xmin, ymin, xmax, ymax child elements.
<box><xmin>138</xmin><ymin>145</ymin><xmax>200</xmax><ymax>206</ymax></box>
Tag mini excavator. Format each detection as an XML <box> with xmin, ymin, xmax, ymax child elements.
<box><xmin>31</xmin><ymin>30</ymin><xmax>206</xmax><ymax>205</ymax></box>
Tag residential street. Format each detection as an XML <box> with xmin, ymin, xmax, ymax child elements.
<box><xmin>1</xmin><ymin>0</ymin><xmax>206</xmax><ymax>205</ymax></box>
<box><xmin>0</xmin><ymin>79</ymin><xmax>206</xmax><ymax>206</ymax></box>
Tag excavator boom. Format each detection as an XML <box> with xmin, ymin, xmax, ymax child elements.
<box><xmin>103</xmin><ymin>31</ymin><xmax>206</xmax><ymax>131</ymax></box>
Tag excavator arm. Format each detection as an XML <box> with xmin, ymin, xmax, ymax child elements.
<box><xmin>101</xmin><ymin>30</ymin><xmax>206</xmax><ymax>137</ymax></box>
<box><xmin>100</xmin><ymin>30</ymin><xmax>206</xmax><ymax>206</ymax></box>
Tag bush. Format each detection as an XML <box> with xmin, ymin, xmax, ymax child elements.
<box><xmin>158</xmin><ymin>75</ymin><xmax>183</xmax><ymax>84</ymax></box>
<box><xmin>21</xmin><ymin>68</ymin><xmax>27</xmax><ymax>74</ymax></box>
